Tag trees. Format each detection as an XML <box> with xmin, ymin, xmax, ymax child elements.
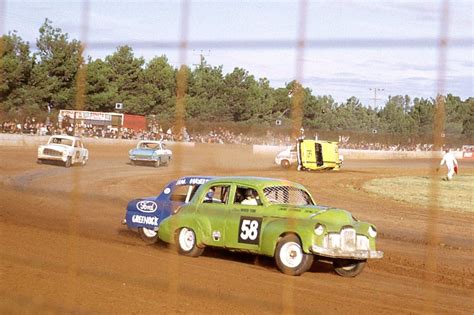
<box><xmin>104</xmin><ymin>45</ymin><xmax>146</xmax><ymax>114</ymax></box>
<box><xmin>0</xmin><ymin>32</ymin><xmax>34</xmax><ymax>115</ymax></box>
<box><xmin>143</xmin><ymin>56</ymin><xmax>176</xmax><ymax>119</ymax></box>
<box><xmin>31</xmin><ymin>19</ymin><xmax>83</xmax><ymax>111</ymax></box>
<box><xmin>0</xmin><ymin>20</ymin><xmax>471</xmax><ymax>141</ymax></box>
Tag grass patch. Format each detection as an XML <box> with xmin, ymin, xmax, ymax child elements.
<box><xmin>363</xmin><ymin>175</ymin><xmax>474</xmax><ymax>213</ymax></box>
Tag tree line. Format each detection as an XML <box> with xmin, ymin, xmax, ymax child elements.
<box><xmin>1</xmin><ymin>19</ymin><xmax>472</xmax><ymax>137</ymax></box>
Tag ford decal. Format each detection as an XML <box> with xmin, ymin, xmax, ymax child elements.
<box><xmin>136</xmin><ymin>200</ymin><xmax>158</xmax><ymax>213</ymax></box>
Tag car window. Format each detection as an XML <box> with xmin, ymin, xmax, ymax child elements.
<box><xmin>203</xmin><ymin>185</ymin><xmax>231</xmax><ymax>204</ymax></box>
<box><xmin>51</xmin><ymin>138</ymin><xmax>73</xmax><ymax>146</ymax></box>
<box><xmin>170</xmin><ymin>184</ymin><xmax>199</xmax><ymax>203</ymax></box>
<box><xmin>263</xmin><ymin>186</ymin><xmax>314</xmax><ymax>206</ymax></box>
<box><xmin>234</xmin><ymin>186</ymin><xmax>262</xmax><ymax>206</ymax></box>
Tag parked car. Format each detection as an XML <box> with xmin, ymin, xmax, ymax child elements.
<box><xmin>122</xmin><ymin>176</ymin><xmax>213</xmax><ymax>244</ymax></box>
<box><xmin>37</xmin><ymin>135</ymin><xmax>88</xmax><ymax>167</ymax></box>
<box><xmin>157</xmin><ymin>176</ymin><xmax>383</xmax><ymax>277</ymax></box>
<box><xmin>129</xmin><ymin>140</ymin><xmax>172</xmax><ymax>167</ymax></box>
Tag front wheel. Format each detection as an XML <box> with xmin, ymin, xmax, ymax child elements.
<box><xmin>333</xmin><ymin>259</ymin><xmax>366</xmax><ymax>277</ymax></box>
<box><xmin>138</xmin><ymin>227</ymin><xmax>158</xmax><ymax>244</ymax></box>
<box><xmin>281</xmin><ymin>159</ymin><xmax>290</xmax><ymax>168</ymax></box>
<box><xmin>65</xmin><ymin>156</ymin><xmax>72</xmax><ymax>168</ymax></box>
<box><xmin>275</xmin><ymin>234</ymin><xmax>313</xmax><ymax>276</ymax></box>
<box><xmin>176</xmin><ymin>227</ymin><xmax>204</xmax><ymax>257</ymax></box>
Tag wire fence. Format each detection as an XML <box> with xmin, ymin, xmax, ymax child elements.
<box><xmin>0</xmin><ymin>0</ymin><xmax>471</xmax><ymax>313</ymax></box>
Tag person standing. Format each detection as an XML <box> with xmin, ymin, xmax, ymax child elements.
<box><xmin>438</xmin><ymin>148</ymin><xmax>459</xmax><ymax>181</ymax></box>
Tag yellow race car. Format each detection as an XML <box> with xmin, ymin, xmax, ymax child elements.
<box><xmin>297</xmin><ymin>139</ymin><xmax>343</xmax><ymax>171</ymax></box>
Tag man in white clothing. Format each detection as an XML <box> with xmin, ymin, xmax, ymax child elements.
<box><xmin>438</xmin><ymin>148</ymin><xmax>458</xmax><ymax>181</ymax></box>
<box><xmin>241</xmin><ymin>189</ymin><xmax>258</xmax><ymax>205</ymax></box>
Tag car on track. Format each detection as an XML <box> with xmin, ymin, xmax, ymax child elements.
<box><xmin>129</xmin><ymin>140</ymin><xmax>172</xmax><ymax>167</ymax></box>
<box><xmin>122</xmin><ymin>176</ymin><xmax>213</xmax><ymax>243</ymax></box>
<box><xmin>37</xmin><ymin>135</ymin><xmax>88</xmax><ymax>167</ymax></box>
<box><xmin>275</xmin><ymin>139</ymin><xmax>343</xmax><ymax>170</ymax></box>
<box><xmin>274</xmin><ymin>145</ymin><xmax>298</xmax><ymax>168</ymax></box>
<box><xmin>157</xmin><ymin>176</ymin><xmax>383</xmax><ymax>277</ymax></box>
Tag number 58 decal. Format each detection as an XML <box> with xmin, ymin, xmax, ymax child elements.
<box><xmin>238</xmin><ymin>216</ymin><xmax>262</xmax><ymax>245</ymax></box>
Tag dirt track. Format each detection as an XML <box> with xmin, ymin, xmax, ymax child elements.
<box><xmin>1</xmin><ymin>143</ymin><xmax>473</xmax><ymax>314</ymax></box>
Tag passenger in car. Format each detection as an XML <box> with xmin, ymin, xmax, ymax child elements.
<box><xmin>204</xmin><ymin>187</ymin><xmax>215</xmax><ymax>203</ymax></box>
<box><xmin>241</xmin><ymin>189</ymin><xmax>258</xmax><ymax>205</ymax></box>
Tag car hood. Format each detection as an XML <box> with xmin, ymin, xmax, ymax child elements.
<box><xmin>41</xmin><ymin>144</ymin><xmax>68</xmax><ymax>151</ymax></box>
<box><xmin>269</xmin><ymin>204</ymin><xmax>355</xmax><ymax>227</ymax></box>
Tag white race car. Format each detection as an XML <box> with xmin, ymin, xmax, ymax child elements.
<box><xmin>274</xmin><ymin>145</ymin><xmax>298</xmax><ymax>168</ymax></box>
<box><xmin>37</xmin><ymin>135</ymin><xmax>89</xmax><ymax>167</ymax></box>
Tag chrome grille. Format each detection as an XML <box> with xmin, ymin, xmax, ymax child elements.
<box><xmin>340</xmin><ymin>228</ymin><xmax>356</xmax><ymax>251</ymax></box>
<box><xmin>44</xmin><ymin>149</ymin><xmax>62</xmax><ymax>156</ymax></box>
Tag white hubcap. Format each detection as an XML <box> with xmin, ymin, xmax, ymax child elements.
<box><xmin>280</xmin><ymin>241</ymin><xmax>303</xmax><ymax>268</ymax></box>
<box><xmin>142</xmin><ymin>227</ymin><xmax>157</xmax><ymax>238</ymax></box>
<box><xmin>179</xmin><ymin>228</ymin><xmax>195</xmax><ymax>251</ymax></box>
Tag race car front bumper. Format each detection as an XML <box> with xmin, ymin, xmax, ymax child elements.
<box><xmin>311</xmin><ymin>245</ymin><xmax>384</xmax><ymax>259</ymax></box>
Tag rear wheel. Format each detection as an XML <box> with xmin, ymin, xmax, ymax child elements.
<box><xmin>275</xmin><ymin>234</ymin><xmax>313</xmax><ymax>276</ymax></box>
<box><xmin>138</xmin><ymin>227</ymin><xmax>159</xmax><ymax>244</ymax></box>
<box><xmin>333</xmin><ymin>259</ymin><xmax>366</xmax><ymax>277</ymax></box>
<box><xmin>176</xmin><ymin>227</ymin><xmax>204</xmax><ymax>257</ymax></box>
<box><xmin>281</xmin><ymin>159</ymin><xmax>290</xmax><ymax>168</ymax></box>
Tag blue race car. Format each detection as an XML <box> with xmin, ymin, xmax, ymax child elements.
<box><xmin>129</xmin><ymin>140</ymin><xmax>172</xmax><ymax>167</ymax></box>
<box><xmin>122</xmin><ymin>176</ymin><xmax>213</xmax><ymax>243</ymax></box>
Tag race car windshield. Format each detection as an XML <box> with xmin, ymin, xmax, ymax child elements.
<box><xmin>49</xmin><ymin>137</ymin><xmax>73</xmax><ymax>146</ymax></box>
<box><xmin>263</xmin><ymin>186</ymin><xmax>314</xmax><ymax>206</ymax></box>
<box><xmin>140</xmin><ymin>142</ymin><xmax>160</xmax><ymax>149</ymax></box>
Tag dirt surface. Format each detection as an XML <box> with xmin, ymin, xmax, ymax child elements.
<box><xmin>1</xmin><ymin>143</ymin><xmax>473</xmax><ymax>314</ymax></box>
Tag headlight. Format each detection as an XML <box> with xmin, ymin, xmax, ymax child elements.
<box><xmin>314</xmin><ymin>223</ymin><xmax>325</xmax><ymax>236</ymax></box>
<box><xmin>368</xmin><ymin>225</ymin><xmax>377</xmax><ymax>238</ymax></box>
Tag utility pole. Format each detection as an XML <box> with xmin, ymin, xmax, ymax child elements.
<box><xmin>192</xmin><ymin>49</ymin><xmax>211</xmax><ymax>67</ymax></box>
<box><xmin>369</xmin><ymin>88</ymin><xmax>384</xmax><ymax>108</ymax></box>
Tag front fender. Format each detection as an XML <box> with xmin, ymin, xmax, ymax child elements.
<box><xmin>260</xmin><ymin>218</ymin><xmax>315</xmax><ymax>256</ymax></box>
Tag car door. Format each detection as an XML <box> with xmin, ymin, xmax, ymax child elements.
<box><xmin>72</xmin><ymin>139</ymin><xmax>81</xmax><ymax>163</ymax></box>
<box><xmin>225</xmin><ymin>186</ymin><xmax>264</xmax><ymax>251</ymax></box>
<box><xmin>196</xmin><ymin>184</ymin><xmax>232</xmax><ymax>247</ymax></box>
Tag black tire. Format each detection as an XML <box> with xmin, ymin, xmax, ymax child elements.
<box><xmin>65</xmin><ymin>157</ymin><xmax>72</xmax><ymax>168</ymax></box>
<box><xmin>138</xmin><ymin>227</ymin><xmax>159</xmax><ymax>244</ymax></box>
<box><xmin>281</xmin><ymin>159</ymin><xmax>291</xmax><ymax>169</ymax></box>
<box><xmin>154</xmin><ymin>160</ymin><xmax>161</xmax><ymax>168</ymax></box>
<box><xmin>176</xmin><ymin>227</ymin><xmax>204</xmax><ymax>257</ymax></box>
<box><xmin>161</xmin><ymin>157</ymin><xmax>169</xmax><ymax>166</ymax></box>
<box><xmin>37</xmin><ymin>159</ymin><xmax>43</xmax><ymax>164</ymax></box>
<box><xmin>275</xmin><ymin>234</ymin><xmax>313</xmax><ymax>276</ymax></box>
<box><xmin>130</xmin><ymin>160</ymin><xmax>136</xmax><ymax>166</ymax></box>
<box><xmin>333</xmin><ymin>259</ymin><xmax>366</xmax><ymax>277</ymax></box>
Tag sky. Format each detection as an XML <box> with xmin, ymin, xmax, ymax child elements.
<box><xmin>1</xmin><ymin>0</ymin><xmax>473</xmax><ymax>106</ymax></box>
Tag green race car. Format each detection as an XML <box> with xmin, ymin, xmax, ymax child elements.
<box><xmin>158</xmin><ymin>176</ymin><xmax>383</xmax><ymax>277</ymax></box>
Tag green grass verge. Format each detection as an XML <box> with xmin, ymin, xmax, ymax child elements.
<box><xmin>363</xmin><ymin>175</ymin><xmax>474</xmax><ymax>213</ymax></box>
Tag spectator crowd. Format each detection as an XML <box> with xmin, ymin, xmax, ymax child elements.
<box><xmin>1</xmin><ymin>117</ymin><xmax>462</xmax><ymax>152</ymax></box>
